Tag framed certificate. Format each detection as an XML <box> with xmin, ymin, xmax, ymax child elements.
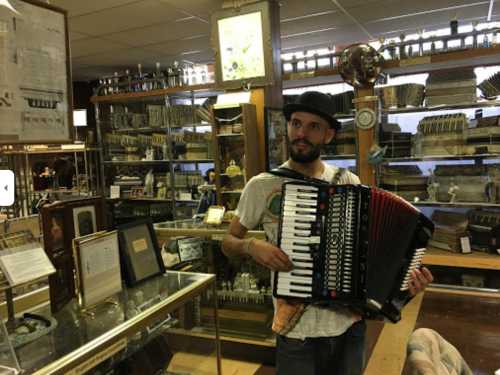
<box><xmin>118</xmin><ymin>219</ymin><xmax>165</xmax><ymax>286</ymax></box>
<box><xmin>0</xmin><ymin>0</ymin><xmax>73</xmax><ymax>144</ymax></box>
<box><xmin>73</xmin><ymin>231</ymin><xmax>122</xmax><ymax>308</ymax></box>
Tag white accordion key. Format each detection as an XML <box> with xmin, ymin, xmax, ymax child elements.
<box><xmin>285</xmin><ymin>184</ymin><xmax>319</xmax><ymax>192</ymax></box>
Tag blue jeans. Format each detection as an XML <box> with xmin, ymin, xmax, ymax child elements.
<box><xmin>276</xmin><ymin>320</ymin><xmax>366</xmax><ymax>375</ymax></box>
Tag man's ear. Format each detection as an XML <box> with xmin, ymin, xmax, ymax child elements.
<box><xmin>325</xmin><ymin>127</ymin><xmax>336</xmax><ymax>144</ymax></box>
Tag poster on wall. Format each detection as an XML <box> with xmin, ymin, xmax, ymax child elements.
<box><xmin>265</xmin><ymin>108</ymin><xmax>288</xmax><ymax>171</ymax></box>
<box><xmin>0</xmin><ymin>0</ymin><xmax>72</xmax><ymax>144</ymax></box>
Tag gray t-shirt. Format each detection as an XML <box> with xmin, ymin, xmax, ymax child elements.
<box><xmin>235</xmin><ymin>161</ymin><xmax>362</xmax><ymax>339</ymax></box>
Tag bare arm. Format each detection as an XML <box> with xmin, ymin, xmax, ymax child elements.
<box><xmin>222</xmin><ymin>216</ymin><xmax>293</xmax><ymax>272</ymax></box>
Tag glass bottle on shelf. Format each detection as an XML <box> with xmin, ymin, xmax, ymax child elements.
<box><xmin>154</xmin><ymin>62</ymin><xmax>165</xmax><ymax>89</ymax></box>
<box><xmin>136</xmin><ymin>63</ymin><xmax>144</xmax><ymax>92</ymax></box>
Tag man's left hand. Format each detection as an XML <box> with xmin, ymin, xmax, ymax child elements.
<box><xmin>408</xmin><ymin>267</ymin><xmax>433</xmax><ymax>296</ymax></box>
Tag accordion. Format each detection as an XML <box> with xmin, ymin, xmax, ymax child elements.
<box><xmin>273</xmin><ymin>181</ymin><xmax>434</xmax><ymax>323</ymax></box>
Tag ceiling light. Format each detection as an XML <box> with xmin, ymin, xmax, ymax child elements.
<box><xmin>0</xmin><ymin>0</ymin><xmax>19</xmax><ymax>14</ymax></box>
<box><xmin>367</xmin><ymin>2</ymin><xmax>490</xmax><ymax>23</ymax></box>
<box><xmin>281</xmin><ymin>10</ymin><xmax>336</xmax><ymax>23</ymax></box>
<box><xmin>282</xmin><ymin>27</ymin><xmax>337</xmax><ymax>39</ymax></box>
<box><xmin>488</xmin><ymin>0</ymin><xmax>494</xmax><ymax>21</ymax></box>
<box><xmin>181</xmin><ymin>50</ymin><xmax>202</xmax><ymax>55</ymax></box>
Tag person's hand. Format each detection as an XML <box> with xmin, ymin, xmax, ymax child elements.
<box><xmin>247</xmin><ymin>239</ymin><xmax>293</xmax><ymax>272</ymax></box>
<box><xmin>408</xmin><ymin>267</ymin><xmax>433</xmax><ymax>296</ymax></box>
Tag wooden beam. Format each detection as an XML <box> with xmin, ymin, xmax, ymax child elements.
<box><xmin>423</xmin><ymin>248</ymin><xmax>500</xmax><ymax>270</ymax></box>
<box><xmin>354</xmin><ymin>88</ymin><xmax>377</xmax><ymax>186</ymax></box>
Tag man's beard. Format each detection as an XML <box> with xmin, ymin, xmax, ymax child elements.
<box><xmin>289</xmin><ymin>139</ymin><xmax>322</xmax><ymax>163</ymax></box>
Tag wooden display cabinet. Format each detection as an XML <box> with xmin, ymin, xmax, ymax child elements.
<box><xmin>211</xmin><ymin>103</ymin><xmax>262</xmax><ymax>211</ymax></box>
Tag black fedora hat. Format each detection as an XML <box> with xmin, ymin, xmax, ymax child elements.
<box><xmin>283</xmin><ymin>91</ymin><xmax>341</xmax><ymax>131</ymax></box>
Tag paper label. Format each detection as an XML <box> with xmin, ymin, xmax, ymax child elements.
<box><xmin>132</xmin><ymin>238</ymin><xmax>148</xmax><ymax>253</ymax></box>
<box><xmin>460</xmin><ymin>237</ymin><xmax>472</xmax><ymax>254</ymax></box>
<box><xmin>0</xmin><ymin>247</ymin><xmax>55</xmax><ymax>286</ymax></box>
<box><xmin>110</xmin><ymin>185</ymin><xmax>120</xmax><ymax>199</ymax></box>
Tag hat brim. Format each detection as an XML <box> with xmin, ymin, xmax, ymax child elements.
<box><xmin>283</xmin><ymin>103</ymin><xmax>341</xmax><ymax>131</ymax></box>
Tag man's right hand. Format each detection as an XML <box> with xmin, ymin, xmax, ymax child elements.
<box><xmin>248</xmin><ymin>239</ymin><xmax>293</xmax><ymax>272</ymax></box>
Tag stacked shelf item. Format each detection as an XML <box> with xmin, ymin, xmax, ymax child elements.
<box><xmin>379</xmin><ymin>164</ymin><xmax>428</xmax><ymax>202</ymax></box>
<box><xmin>425</xmin><ymin>68</ymin><xmax>477</xmax><ymax>106</ymax></box>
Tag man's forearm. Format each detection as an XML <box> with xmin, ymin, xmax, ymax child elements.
<box><xmin>221</xmin><ymin>233</ymin><xmax>250</xmax><ymax>258</ymax></box>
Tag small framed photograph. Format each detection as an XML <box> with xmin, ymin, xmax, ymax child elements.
<box><xmin>177</xmin><ymin>237</ymin><xmax>204</xmax><ymax>262</ymax></box>
<box><xmin>72</xmin><ymin>205</ymin><xmax>97</xmax><ymax>238</ymax></box>
<box><xmin>204</xmin><ymin>205</ymin><xmax>226</xmax><ymax>225</ymax></box>
<box><xmin>118</xmin><ymin>219</ymin><xmax>165</xmax><ymax>286</ymax></box>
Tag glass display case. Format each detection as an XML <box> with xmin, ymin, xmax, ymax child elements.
<box><xmin>4</xmin><ymin>271</ymin><xmax>220</xmax><ymax>375</ymax></box>
<box><xmin>154</xmin><ymin>222</ymin><xmax>275</xmax><ymax>348</ymax></box>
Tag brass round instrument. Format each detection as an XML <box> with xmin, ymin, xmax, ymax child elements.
<box><xmin>338</xmin><ymin>44</ymin><xmax>384</xmax><ymax>88</ymax></box>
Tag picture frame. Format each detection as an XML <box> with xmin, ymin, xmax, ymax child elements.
<box><xmin>117</xmin><ymin>219</ymin><xmax>165</xmax><ymax>287</ymax></box>
<box><xmin>264</xmin><ymin>107</ymin><xmax>288</xmax><ymax>171</ymax></box>
<box><xmin>0</xmin><ymin>0</ymin><xmax>73</xmax><ymax>144</ymax></box>
<box><xmin>40</xmin><ymin>197</ymin><xmax>106</xmax><ymax>312</ymax></box>
<box><xmin>72</xmin><ymin>205</ymin><xmax>97</xmax><ymax>238</ymax></box>
<box><xmin>40</xmin><ymin>201</ymin><xmax>72</xmax><ymax>313</ymax></box>
<box><xmin>211</xmin><ymin>1</ymin><xmax>275</xmax><ymax>90</ymax></box>
<box><xmin>177</xmin><ymin>237</ymin><xmax>204</xmax><ymax>263</ymax></box>
<box><xmin>73</xmin><ymin>231</ymin><xmax>122</xmax><ymax>308</ymax></box>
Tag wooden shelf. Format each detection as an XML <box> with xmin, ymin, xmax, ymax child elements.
<box><xmin>113</xmin><ymin>123</ymin><xmax>208</xmax><ymax>133</ymax></box>
<box><xmin>384</xmin><ymin>154</ymin><xmax>500</xmax><ymax>163</ymax></box>
<box><xmin>283</xmin><ymin>45</ymin><xmax>500</xmax><ymax>89</ymax></box>
<box><xmin>382</xmin><ymin>99</ymin><xmax>500</xmax><ymax>114</ymax></box>
<box><xmin>423</xmin><ymin>248</ymin><xmax>500</xmax><ymax>270</ymax></box>
<box><xmin>413</xmin><ymin>201</ymin><xmax>500</xmax><ymax>208</ymax></box>
<box><xmin>167</xmin><ymin>327</ymin><xmax>275</xmax><ymax>347</ymax></box>
<box><xmin>90</xmin><ymin>83</ymin><xmax>216</xmax><ymax>103</ymax></box>
<box><xmin>104</xmin><ymin>159</ymin><xmax>213</xmax><ymax>165</ymax></box>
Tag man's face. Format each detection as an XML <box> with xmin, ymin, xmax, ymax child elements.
<box><xmin>287</xmin><ymin>111</ymin><xmax>335</xmax><ymax>163</ymax></box>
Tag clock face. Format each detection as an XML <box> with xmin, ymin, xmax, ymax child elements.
<box><xmin>356</xmin><ymin>108</ymin><xmax>376</xmax><ymax>129</ymax></box>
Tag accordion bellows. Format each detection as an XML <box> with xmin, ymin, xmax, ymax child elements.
<box><xmin>273</xmin><ymin>182</ymin><xmax>434</xmax><ymax>323</ymax></box>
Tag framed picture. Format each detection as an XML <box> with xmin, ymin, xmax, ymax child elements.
<box><xmin>73</xmin><ymin>231</ymin><xmax>122</xmax><ymax>308</ymax></box>
<box><xmin>0</xmin><ymin>0</ymin><xmax>73</xmax><ymax>144</ymax></box>
<box><xmin>72</xmin><ymin>205</ymin><xmax>97</xmax><ymax>238</ymax></box>
<box><xmin>64</xmin><ymin>197</ymin><xmax>106</xmax><ymax>245</ymax></box>
<box><xmin>118</xmin><ymin>219</ymin><xmax>165</xmax><ymax>286</ymax></box>
<box><xmin>41</xmin><ymin>197</ymin><xmax>106</xmax><ymax>312</ymax></box>
<box><xmin>264</xmin><ymin>107</ymin><xmax>288</xmax><ymax>171</ymax></box>
<box><xmin>211</xmin><ymin>1</ymin><xmax>276</xmax><ymax>90</ymax></box>
<box><xmin>204</xmin><ymin>205</ymin><xmax>226</xmax><ymax>225</ymax></box>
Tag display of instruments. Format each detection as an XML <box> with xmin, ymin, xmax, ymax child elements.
<box><xmin>425</xmin><ymin>68</ymin><xmax>477</xmax><ymax>106</ymax></box>
<box><xmin>465</xmin><ymin>115</ymin><xmax>500</xmax><ymax>154</ymax></box>
<box><xmin>414</xmin><ymin>113</ymin><xmax>468</xmax><ymax>156</ymax></box>
<box><xmin>427</xmin><ymin>210</ymin><xmax>469</xmax><ymax>253</ymax></box>
<box><xmin>467</xmin><ymin>209</ymin><xmax>500</xmax><ymax>254</ymax></box>
<box><xmin>273</xmin><ymin>182</ymin><xmax>434</xmax><ymax>323</ymax></box>
<box><xmin>379</xmin><ymin>164</ymin><xmax>428</xmax><ymax>201</ymax></box>
<box><xmin>377</xmin><ymin>83</ymin><xmax>425</xmax><ymax>109</ymax></box>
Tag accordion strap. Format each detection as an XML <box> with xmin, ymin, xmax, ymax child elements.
<box><xmin>269</xmin><ymin>166</ymin><xmax>347</xmax><ymax>185</ymax></box>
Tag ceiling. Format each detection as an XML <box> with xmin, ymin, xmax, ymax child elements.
<box><xmin>47</xmin><ymin>0</ymin><xmax>500</xmax><ymax>81</ymax></box>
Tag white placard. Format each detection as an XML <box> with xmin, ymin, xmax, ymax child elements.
<box><xmin>460</xmin><ymin>236</ymin><xmax>472</xmax><ymax>254</ymax></box>
<box><xmin>78</xmin><ymin>232</ymin><xmax>122</xmax><ymax>307</ymax></box>
<box><xmin>110</xmin><ymin>185</ymin><xmax>120</xmax><ymax>199</ymax></box>
<box><xmin>0</xmin><ymin>247</ymin><xmax>55</xmax><ymax>286</ymax></box>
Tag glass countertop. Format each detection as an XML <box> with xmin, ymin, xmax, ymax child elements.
<box><xmin>14</xmin><ymin>271</ymin><xmax>214</xmax><ymax>374</ymax></box>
